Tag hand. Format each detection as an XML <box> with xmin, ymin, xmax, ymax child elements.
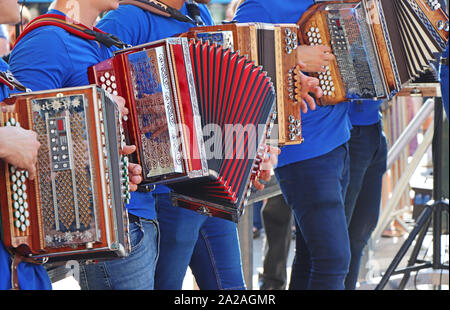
<box><xmin>112</xmin><ymin>95</ymin><xmax>129</xmax><ymax>118</ymax></box>
<box><xmin>0</xmin><ymin>126</ymin><xmax>40</xmax><ymax>180</ymax></box>
<box><xmin>297</xmin><ymin>45</ymin><xmax>335</xmax><ymax>72</ymax></box>
<box><xmin>296</xmin><ymin>68</ymin><xmax>323</xmax><ymax>113</ymax></box>
<box><xmin>252</xmin><ymin>146</ymin><xmax>281</xmax><ymax>191</ymax></box>
<box><xmin>120</xmin><ymin>144</ymin><xmax>142</xmax><ymax>192</ymax></box>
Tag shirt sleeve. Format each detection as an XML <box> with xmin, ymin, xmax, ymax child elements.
<box><xmin>97</xmin><ymin>5</ymin><xmax>151</xmax><ymax>47</ymax></box>
<box><xmin>9</xmin><ymin>28</ymin><xmax>72</xmax><ymax>92</ymax></box>
<box><xmin>233</xmin><ymin>0</ymin><xmax>272</xmax><ymax>23</ymax></box>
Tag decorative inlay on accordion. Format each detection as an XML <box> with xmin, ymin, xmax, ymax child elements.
<box><xmin>297</xmin><ymin>0</ymin><xmax>449</xmax><ymax>106</ymax></box>
<box><xmin>0</xmin><ymin>86</ymin><xmax>131</xmax><ymax>262</ymax></box>
<box><xmin>89</xmin><ymin>37</ymin><xmax>276</xmax><ymax>222</ymax></box>
<box><xmin>183</xmin><ymin>23</ymin><xmax>304</xmax><ymax>146</ymax></box>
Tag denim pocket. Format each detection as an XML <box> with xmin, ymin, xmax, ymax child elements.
<box><xmin>350</xmin><ymin>126</ymin><xmax>362</xmax><ymax>139</ymax></box>
<box><xmin>129</xmin><ymin>222</ymin><xmax>145</xmax><ymax>253</ymax></box>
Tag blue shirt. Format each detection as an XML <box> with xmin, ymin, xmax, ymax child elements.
<box><xmin>348</xmin><ymin>100</ymin><xmax>383</xmax><ymax>126</ymax></box>
<box><xmin>234</xmin><ymin>0</ymin><xmax>351</xmax><ymax>167</ymax></box>
<box><xmin>9</xmin><ymin>9</ymin><xmax>156</xmax><ymax>220</ymax></box>
<box><xmin>98</xmin><ymin>3</ymin><xmax>215</xmax><ymax>194</ymax></box>
<box><xmin>1</xmin><ymin>58</ymin><xmax>52</xmax><ymax>290</ymax></box>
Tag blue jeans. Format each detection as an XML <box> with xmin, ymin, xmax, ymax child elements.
<box><xmin>275</xmin><ymin>143</ymin><xmax>350</xmax><ymax>290</ymax></box>
<box><xmin>154</xmin><ymin>193</ymin><xmax>246</xmax><ymax>290</ymax></box>
<box><xmin>253</xmin><ymin>201</ymin><xmax>264</xmax><ymax>230</ymax></box>
<box><xmin>79</xmin><ymin>218</ymin><xmax>159</xmax><ymax>290</ymax></box>
<box><xmin>344</xmin><ymin>122</ymin><xmax>388</xmax><ymax>289</ymax></box>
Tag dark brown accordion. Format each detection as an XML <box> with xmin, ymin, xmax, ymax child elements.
<box><xmin>0</xmin><ymin>86</ymin><xmax>131</xmax><ymax>262</ymax></box>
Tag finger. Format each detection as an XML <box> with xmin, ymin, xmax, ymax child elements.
<box><xmin>129</xmin><ymin>183</ymin><xmax>138</xmax><ymax>192</ymax></box>
<box><xmin>130</xmin><ymin>174</ymin><xmax>142</xmax><ymax>185</ymax></box>
<box><xmin>121</xmin><ymin>144</ymin><xmax>136</xmax><ymax>155</ymax></box>
<box><xmin>305</xmin><ymin>95</ymin><xmax>317</xmax><ymax>111</ymax></box>
<box><xmin>252</xmin><ymin>179</ymin><xmax>265</xmax><ymax>191</ymax></box>
<box><xmin>128</xmin><ymin>163</ymin><xmax>142</xmax><ymax>175</ymax></box>
<box><xmin>319</xmin><ymin>45</ymin><xmax>332</xmax><ymax>53</ymax></box>
<box><xmin>27</xmin><ymin>165</ymin><xmax>37</xmax><ymax>181</ymax></box>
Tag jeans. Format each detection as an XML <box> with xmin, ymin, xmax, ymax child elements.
<box><xmin>253</xmin><ymin>201</ymin><xmax>264</xmax><ymax>230</ymax></box>
<box><xmin>79</xmin><ymin>218</ymin><xmax>159</xmax><ymax>290</ymax></box>
<box><xmin>259</xmin><ymin>194</ymin><xmax>293</xmax><ymax>290</ymax></box>
<box><xmin>154</xmin><ymin>193</ymin><xmax>246</xmax><ymax>290</ymax></box>
<box><xmin>275</xmin><ymin>143</ymin><xmax>350</xmax><ymax>290</ymax></box>
<box><xmin>344</xmin><ymin>122</ymin><xmax>388</xmax><ymax>290</ymax></box>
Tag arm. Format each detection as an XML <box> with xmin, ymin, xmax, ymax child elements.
<box><xmin>0</xmin><ymin>127</ymin><xmax>40</xmax><ymax>180</ymax></box>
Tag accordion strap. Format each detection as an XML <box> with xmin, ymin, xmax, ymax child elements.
<box><xmin>119</xmin><ymin>0</ymin><xmax>198</xmax><ymax>25</ymax></box>
<box><xmin>13</xmin><ymin>14</ymin><xmax>128</xmax><ymax>49</ymax></box>
<box><xmin>7</xmin><ymin>249</ymin><xmax>46</xmax><ymax>290</ymax></box>
<box><xmin>0</xmin><ymin>70</ymin><xmax>30</xmax><ymax>93</ymax></box>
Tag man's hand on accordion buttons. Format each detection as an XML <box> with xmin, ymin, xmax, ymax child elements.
<box><xmin>297</xmin><ymin>69</ymin><xmax>322</xmax><ymax>113</ymax></box>
<box><xmin>252</xmin><ymin>146</ymin><xmax>281</xmax><ymax>191</ymax></box>
<box><xmin>0</xmin><ymin>126</ymin><xmax>40</xmax><ymax>180</ymax></box>
<box><xmin>297</xmin><ymin>45</ymin><xmax>335</xmax><ymax>73</ymax></box>
<box><xmin>121</xmin><ymin>144</ymin><xmax>142</xmax><ymax>192</ymax></box>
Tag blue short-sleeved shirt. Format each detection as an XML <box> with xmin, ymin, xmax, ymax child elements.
<box><xmin>1</xmin><ymin>58</ymin><xmax>52</xmax><ymax>290</ymax></box>
<box><xmin>234</xmin><ymin>0</ymin><xmax>351</xmax><ymax>167</ymax></box>
<box><xmin>348</xmin><ymin>100</ymin><xmax>383</xmax><ymax>126</ymax></box>
<box><xmin>98</xmin><ymin>3</ymin><xmax>214</xmax><ymax>194</ymax></box>
<box><xmin>9</xmin><ymin>9</ymin><xmax>156</xmax><ymax>220</ymax></box>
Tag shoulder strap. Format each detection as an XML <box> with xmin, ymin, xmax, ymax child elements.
<box><xmin>0</xmin><ymin>70</ymin><xmax>29</xmax><ymax>92</ymax></box>
<box><xmin>119</xmin><ymin>0</ymin><xmax>197</xmax><ymax>24</ymax></box>
<box><xmin>13</xmin><ymin>14</ymin><xmax>128</xmax><ymax>49</ymax></box>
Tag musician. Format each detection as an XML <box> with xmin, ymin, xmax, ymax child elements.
<box><xmin>94</xmin><ymin>0</ymin><xmax>247</xmax><ymax>290</ymax></box>
<box><xmin>0</xmin><ymin>0</ymin><xmax>51</xmax><ymax>290</ymax></box>
<box><xmin>235</xmin><ymin>0</ymin><xmax>353</xmax><ymax>290</ymax></box>
<box><xmin>8</xmin><ymin>0</ymin><xmax>158</xmax><ymax>290</ymax></box>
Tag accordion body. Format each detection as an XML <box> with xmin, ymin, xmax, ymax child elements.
<box><xmin>183</xmin><ymin>23</ymin><xmax>304</xmax><ymax>146</ymax></box>
<box><xmin>297</xmin><ymin>0</ymin><xmax>449</xmax><ymax>106</ymax></box>
<box><xmin>90</xmin><ymin>38</ymin><xmax>276</xmax><ymax>222</ymax></box>
<box><xmin>0</xmin><ymin>86</ymin><xmax>131</xmax><ymax>262</ymax></box>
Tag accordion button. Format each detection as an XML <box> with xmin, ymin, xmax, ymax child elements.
<box><xmin>24</xmin><ymin>210</ymin><xmax>30</xmax><ymax>218</ymax></box>
<box><xmin>25</xmin><ymin>220</ymin><xmax>30</xmax><ymax>227</ymax></box>
<box><xmin>14</xmin><ymin>220</ymin><xmax>21</xmax><ymax>228</ymax></box>
<box><xmin>23</xmin><ymin>202</ymin><xmax>28</xmax><ymax>209</ymax></box>
<box><xmin>20</xmin><ymin>224</ymin><xmax>26</xmax><ymax>232</ymax></box>
<box><xmin>12</xmin><ymin>193</ymin><xmax>19</xmax><ymax>201</ymax></box>
<box><xmin>100</xmin><ymin>76</ymin><xmax>106</xmax><ymax>82</ymax></box>
<box><xmin>13</xmin><ymin>202</ymin><xmax>19</xmax><ymax>209</ymax></box>
<box><xmin>11</xmin><ymin>184</ymin><xmax>18</xmax><ymax>192</ymax></box>
<box><xmin>9</xmin><ymin>165</ymin><xmax>16</xmax><ymax>174</ymax></box>
<box><xmin>14</xmin><ymin>211</ymin><xmax>20</xmax><ymax>218</ymax></box>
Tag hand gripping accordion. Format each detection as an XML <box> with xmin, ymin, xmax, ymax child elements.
<box><xmin>0</xmin><ymin>86</ymin><xmax>131</xmax><ymax>262</ymax></box>
<box><xmin>89</xmin><ymin>37</ymin><xmax>277</xmax><ymax>222</ymax></box>
<box><xmin>297</xmin><ymin>0</ymin><xmax>449</xmax><ymax>106</ymax></box>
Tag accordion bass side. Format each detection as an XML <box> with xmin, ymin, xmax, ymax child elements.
<box><xmin>90</xmin><ymin>37</ymin><xmax>276</xmax><ymax>222</ymax></box>
<box><xmin>0</xmin><ymin>86</ymin><xmax>131</xmax><ymax>262</ymax></box>
<box><xmin>183</xmin><ymin>23</ymin><xmax>304</xmax><ymax>146</ymax></box>
<box><xmin>297</xmin><ymin>0</ymin><xmax>449</xmax><ymax>106</ymax></box>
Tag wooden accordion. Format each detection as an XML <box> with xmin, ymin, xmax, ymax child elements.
<box><xmin>0</xmin><ymin>86</ymin><xmax>131</xmax><ymax>262</ymax></box>
<box><xmin>297</xmin><ymin>0</ymin><xmax>449</xmax><ymax>106</ymax></box>
<box><xmin>183</xmin><ymin>23</ymin><xmax>304</xmax><ymax>146</ymax></box>
<box><xmin>90</xmin><ymin>37</ymin><xmax>276</xmax><ymax>222</ymax></box>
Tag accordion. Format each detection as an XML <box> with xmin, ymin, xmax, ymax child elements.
<box><xmin>183</xmin><ymin>23</ymin><xmax>304</xmax><ymax>146</ymax></box>
<box><xmin>0</xmin><ymin>86</ymin><xmax>131</xmax><ymax>262</ymax></box>
<box><xmin>297</xmin><ymin>0</ymin><xmax>449</xmax><ymax>106</ymax></box>
<box><xmin>89</xmin><ymin>37</ymin><xmax>276</xmax><ymax>222</ymax></box>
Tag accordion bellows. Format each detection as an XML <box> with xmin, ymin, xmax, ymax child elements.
<box><xmin>297</xmin><ymin>0</ymin><xmax>449</xmax><ymax>106</ymax></box>
<box><xmin>0</xmin><ymin>86</ymin><xmax>131</xmax><ymax>262</ymax></box>
<box><xmin>90</xmin><ymin>38</ymin><xmax>276</xmax><ymax>222</ymax></box>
